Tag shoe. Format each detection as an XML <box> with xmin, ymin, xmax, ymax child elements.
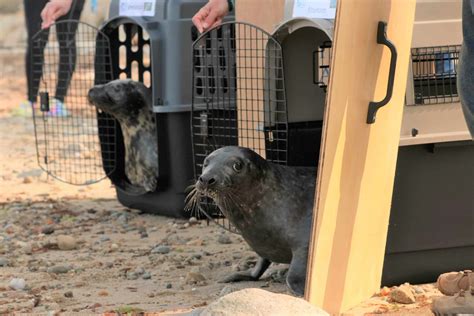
<box><xmin>49</xmin><ymin>99</ymin><xmax>69</xmax><ymax>117</ymax></box>
<box><xmin>438</xmin><ymin>270</ymin><xmax>473</xmax><ymax>296</ymax></box>
<box><xmin>431</xmin><ymin>288</ymin><xmax>474</xmax><ymax>315</ymax></box>
<box><xmin>11</xmin><ymin>100</ymin><xmax>34</xmax><ymax>117</ymax></box>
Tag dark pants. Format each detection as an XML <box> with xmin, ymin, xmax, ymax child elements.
<box><xmin>24</xmin><ymin>0</ymin><xmax>85</xmax><ymax>103</ymax></box>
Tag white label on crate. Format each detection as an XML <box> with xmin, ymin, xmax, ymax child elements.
<box><xmin>119</xmin><ymin>0</ymin><xmax>156</xmax><ymax>17</ymax></box>
<box><xmin>292</xmin><ymin>0</ymin><xmax>336</xmax><ymax>19</ymax></box>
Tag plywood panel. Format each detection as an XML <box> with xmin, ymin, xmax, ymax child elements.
<box><xmin>305</xmin><ymin>0</ymin><xmax>416</xmax><ymax>313</ymax></box>
<box><xmin>236</xmin><ymin>0</ymin><xmax>286</xmax><ymax>33</ymax></box>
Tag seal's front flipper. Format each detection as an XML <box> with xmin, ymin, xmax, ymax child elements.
<box><xmin>219</xmin><ymin>257</ymin><xmax>271</xmax><ymax>283</ymax></box>
<box><xmin>286</xmin><ymin>249</ymin><xmax>308</xmax><ymax>297</ymax></box>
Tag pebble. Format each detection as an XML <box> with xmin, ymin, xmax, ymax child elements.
<box><xmin>142</xmin><ymin>272</ymin><xmax>152</xmax><ymax>280</ymax></box>
<box><xmin>47</xmin><ymin>265</ymin><xmax>72</xmax><ymax>274</ymax></box>
<box><xmin>105</xmin><ymin>262</ymin><xmax>114</xmax><ymax>269</ymax></box>
<box><xmin>140</xmin><ymin>232</ymin><xmax>149</xmax><ymax>239</ymax></box>
<box><xmin>64</xmin><ymin>291</ymin><xmax>73</xmax><ymax>298</ymax></box>
<box><xmin>185</xmin><ymin>272</ymin><xmax>206</xmax><ymax>285</ymax></box>
<box><xmin>217</xmin><ymin>234</ymin><xmax>232</xmax><ymax>244</ymax></box>
<box><xmin>135</xmin><ymin>267</ymin><xmax>145</xmax><ymax>275</ymax></box>
<box><xmin>390</xmin><ymin>284</ymin><xmax>416</xmax><ymax>304</ymax></box>
<box><xmin>57</xmin><ymin>235</ymin><xmax>77</xmax><ymax>250</ymax></box>
<box><xmin>127</xmin><ymin>272</ymin><xmax>139</xmax><ymax>280</ymax></box>
<box><xmin>166</xmin><ymin>283</ymin><xmax>172</xmax><ymax>289</ymax></box>
<box><xmin>0</xmin><ymin>258</ymin><xmax>9</xmax><ymax>267</ymax></box>
<box><xmin>9</xmin><ymin>278</ymin><xmax>26</xmax><ymax>291</ymax></box>
<box><xmin>41</xmin><ymin>225</ymin><xmax>55</xmax><ymax>235</ymax></box>
<box><xmin>110</xmin><ymin>243</ymin><xmax>119</xmax><ymax>251</ymax></box>
<box><xmin>189</xmin><ymin>217</ymin><xmax>198</xmax><ymax>225</ymax></box>
<box><xmin>99</xmin><ymin>236</ymin><xmax>110</xmax><ymax>242</ymax></box>
<box><xmin>23</xmin><ymin>177</ymin><xmax>32</xmax><ymax>184</ymax></box>
<box><xmin>151</xmin><ymin>245</ymin><xmax>170</xmax><ymax>254</ymax></box>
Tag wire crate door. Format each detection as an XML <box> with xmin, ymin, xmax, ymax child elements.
<box><xmin>31</xmin><ymin>20</ymin><xmax>115</xmax><ymax>185</ymax></box>
<box><xmin>192</xmin><ymin>22</ymin><xmax>288</xmax><ymax>178</ymax></box>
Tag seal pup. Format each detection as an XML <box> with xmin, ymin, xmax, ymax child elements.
<box><xmin>186</xmin><ymin>146</ymin><xmax>316</xmax><ymax>296</ymax></box>
<box><xmin>88</xmin><ymin>79</ymin><xmax>158</xmax><ymax>192</ymax></box>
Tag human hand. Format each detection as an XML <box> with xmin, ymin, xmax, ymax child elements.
<box><xmin>41</xmin><ymin>0</ymin><xmax>74</xmax><ymax>29</ymax></box>
<box><xmin>192</xmin><ymin>0</ymin><xmax>230</xmax><ymax>33</ymax></box>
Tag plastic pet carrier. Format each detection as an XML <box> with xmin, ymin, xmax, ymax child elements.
<box><xmin>191</xmin><ymin>0</ymin><xmax>473</xmax><ymax>285</ymax></box>
<box><xmin>31</xmin><ymin>0</ymin><xmax>234</xmax><ymax>217</ymax></box>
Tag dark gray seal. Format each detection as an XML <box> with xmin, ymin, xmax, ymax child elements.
<box><xmin>186</xmin><ymin>146</ymin><xmax>316</xmax><ymax>296</ymax></box>
<box><xmin>88</xmin><ymin>79</ymin><xmax>158</xmax><ymax>192</ymax></box>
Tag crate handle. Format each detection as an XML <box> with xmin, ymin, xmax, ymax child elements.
<box><xmin>367</xmin><ymin>21</ymin><xmax>397</xmax><ymax>124</ymax></box>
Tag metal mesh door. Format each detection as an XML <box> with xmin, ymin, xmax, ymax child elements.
<box><xmin>31</xmin><ymin>20</ymin><xmax>115</xmax><ymax>185</ymax></box>
<box><xmin>191</xmin><ymin>22</ymin><xmax>287</xmax><ymax>228</ymax></box>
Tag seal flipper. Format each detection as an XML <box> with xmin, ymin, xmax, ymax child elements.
<box><xmin>219</xmin><ymin>257</ymin><xmax>271</xmax><ymax>283</ymax></box>
<box><xmin>286</xmin><ymin>248</ymin><xmax>308</xmax><ymax>296</ymax></box>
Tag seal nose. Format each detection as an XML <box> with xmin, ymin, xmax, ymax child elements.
<box><xmin>198</xmin><ymin>175</ymin><xmax>216</xmax><ymax>189</ymax></box>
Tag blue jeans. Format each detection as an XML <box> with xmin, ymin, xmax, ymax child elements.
<box><xmin>458</xmin><ymin>0</ymin><xmax>474</xmax><ymax>138</ymax></box>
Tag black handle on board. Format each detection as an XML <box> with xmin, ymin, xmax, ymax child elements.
<box><xmin>367</xmin><ymin>21</ymin><xmax>397</xmax><ymax>124</ymax></box>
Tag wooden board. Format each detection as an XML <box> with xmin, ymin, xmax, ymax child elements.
<box><xmin>305</xmin><ymin>0</ymin><xmax>416</xmax><ymax>313</ymax></box>
<box><xmin>235</xmin><ymin>0</ymin><xmax>286</xmax><ymax>33</ymax></box>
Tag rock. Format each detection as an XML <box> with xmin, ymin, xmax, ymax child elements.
<box><xmin>142</xmin><ymin>272</ymin><xmax>152</xmax><ymax>280</ymax></box>
<box><xmin>9</xmin><ymin>278</ymin><xmax>26</xmax><ymax>291</ymax></box>
<box><xmin>47</xmin><ymin>265</ymin><xmax>72</xmax><ymax>274</ymax></box>
<box><xmin>151</xmin><ymin>245</ymin><xmax>170</xmax><ymax>254</ymax></box>
<box><xmin>134</xmin><ymin>267</ymin><xmax>145</xmax><ymax>275</ymax></box>
<box><xmin>57</xmin><ymin>235</ymin><xmax>77</xmax><ymax>250</ymax></box>
<box><xmin>42</xmin><ymin>225</ymin><xmax>55</xmax><ymax>235</ymax></box>
<box><xmin>166</xmin><ymin>283</ymin><xmax>172</xmax><ymax>289</ymax></box>
<box><xmin>189</xmin><ymin>217</ymin><xmax>198</xmax><ymax>225</ymax></box>
<box><xmin>185</xmin><ymin>272</ymin><xmax>206</xmax><ymax>285</ymax></box>
<box><xmin>201</xmin><ymin>288</ymin><xmax>329</xmax><ymax>316</ymax></box>
<box><xmin>217</xmin><ymin>234</ymin><xmax>232</xmax><ymax>244</ymax></box>
<box><xmin>127</xmin><ymin>272</ymin><xmax>139</xmax><ymax>280</ymax></box>
<box><xmin>390</xmin><ymin>284</ymin><xmax>416</xmax><ymax>304</ymax></box>
<box><xmin>0</xmin><ymin>258</ymin><xmax>9</xmax><ymax>267</ymax></box>
<box><xmin>110</xmin><ymin>243</ymin><xmax>119</xmax><ymax>251</ymax></box>
<box><xmin>413</xmin><ymin>285</ymin><xmax>424</xmax><ymax>294</ymax></box>
<box><xmin>64</xmin><ymin>291</ymin><xmax>73</xmax><ymax>298</ymax></box>
<box><xmin>140</xmin><ymin>231</ymin><xmax>149</xmax><ymax>239</ymax></box>
<box><xmin>99</xmin><ymin>236</ymin><xmax>110</xmax><ymax>242</ymax></box>
<box><xmin>23</xmin><ymin>177</ymin><xmax>32</xmax><ymax>184</ymax></box>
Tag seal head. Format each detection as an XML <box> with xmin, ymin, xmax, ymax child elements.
<box><xmin>88</xmin><ymin>79</ymin><xmax>158</xmax><ymax>192</ymax></box>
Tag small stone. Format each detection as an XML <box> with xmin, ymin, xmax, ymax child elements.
<box><xmin>184</xmin><ymin>223</ymin><xmax>190</xmax><ymax>228</ymax></box>
<box><xmin>166</xmin><ymin>283</ymin><xmax>172</xmax><ymax>289</ymax></box>
<box><xmin>9</xmin><ymin>278</ymin><xmax>26</xmax><ymax>291</ymax></box>
<box><xmin>413</xmin><ymin>285</ymin><xmax>424</xmax><ymax>294</ymax></box>
<box><xmin>57</xmin><ymin>235</ymin><xmax>77</xmax><ymax>250</ymax></box>
<box><xmin>217</xmin><ymin>234</ymin><xmax>232</xmax><ymax>244</ymax></box>
<box><xmin>110</xmin><ymin>243</ymin><xmax>119</xmax><ymax>251</ymax></box>
<box><xmin>380</xmin><ymin>286</ymin><xmax>391</xmax><ymax>296</ymax></box>
<box><xmin>23</xmin><ymin>177</ymin><xmax>32</xmax><ymax>184</ymax></box>
<box><xmin>42</xmin><ymin>226</ymin><xmax>55</xmax><ymax>235</ymax></box>
<box><xmin>47</xmin><ymin>265</ymin><xmax>72</xmax><ymax>274</ymax></box>
<box><xmin>64</xmin><ymin>291</ymin><xmax>73</xmax><ymax>298</ymax></box>
<box><xmin>189</xmin><ymin>217</ymin><xmax>198</xmax><ymax>225</ymax></box>
<box><xmin>140</xmin><ymin>232</ymin><xmax>149</xmax><ymax>239</ymax></box>
<box><xmin>187</xmin><ymin>239</ymin><xmax>204</xmax><ymax>246</ymax></box>
<box><xmin>98</xmin><ymin>290</ymin><xmax>109</xmax><ymax>296</ymax></box>
<box><xmin>390</xmin><ymin>284</ymin><xmax>416</xmax><ymax>304</ymax></box>
<box><xmin>151</xmin><ymin>245</ymin><xmax>170</xmax><ymax>254</ymax></box>
<box><xmin>127</xmin><ymin>272</ymin><xmax>139</xmax><ymax>280</ymax></box>
<box><xmin>0</xmin><ymin>258</ymin><xmax>9</xmax><ymax>267</ymax></box>
<box><xmin>185</xmin><ymin>272</ymin><xmax>206</xmax><ymax>285</ymax></box>
<box><xmin>142</xmin><ymin>272</ymin><xmax>152</xmax><ymax>280</ymax></box>
<box><xmin>134</xmin><ymin>267</ymin><xmax>145</xmax><ymax>275</ymax></box>
<box><xmin>105</xmin><ymin>262</ymin><xmax>114</xmax><ymax>269</ymax></box>
<box><xmin>99</xmin><ymin>236</ymin><xmax>110</xmax><ymax>242</ymax></box>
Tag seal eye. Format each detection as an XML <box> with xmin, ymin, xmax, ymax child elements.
<box><xmin>233</xmin><ymin>162</ymin><xmax>243</xmax><ymax>172</ymax></box>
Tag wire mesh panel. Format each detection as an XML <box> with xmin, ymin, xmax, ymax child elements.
<box><xmin>191</xmin><ymin>22</ymin><xmax>287</xmax><ymax>230</ymax></box>
<box><xmin>411</xmin><ymin>45</ymin><xmax>460</xmax><ymax>105</ymax></box>
<box><xmin>31</xmin><ymin>20</ymin><xmax>115</xmax><ymax>185</ymax></box>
